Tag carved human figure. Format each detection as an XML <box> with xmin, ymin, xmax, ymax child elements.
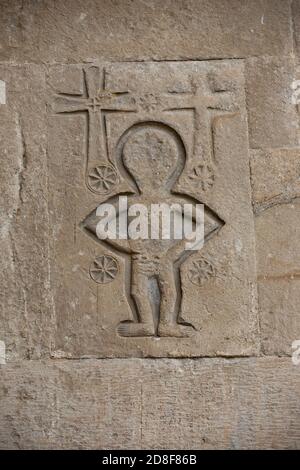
<box><xmin>83</xmin><ymin>122</ymin><xmax>223</xmax><ymax>337</ymax></box>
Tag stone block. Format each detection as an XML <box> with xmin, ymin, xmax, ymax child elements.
<box><xmin>0</xmin><ymin>358</ymin><xmax>299</xmax><ymax>449</ymax></box>
<box><xmin>255</xmin><ymin>202</ymin><xmax>300</xmax><ymax>355</ymax></box>
<box><xmin>292</xmin><ymin>0</ymin><xmax>300</xmax><ymax>64</ymax></box>
<box><xmin>250</xmin><ymin>148</ymin><xmax>300</xmax><ymax>211</ymax></box>
<box><xmin>0</xmin><ymin>65</ymin><xmax>51</xmax><ymax>361</ymax></box>
<box><xmin>246</xmin><ymin>57</ymin><xmax>298</xmax><ymax>149</ymax></box>
<box><xmin>47</xmin><ymin>61</ymin><xmax>258</xmax><ymax>358</ymax></box>
<box><xmin>0</xmin><ymin>0</ymin><xmax>293</xmax><ymax>63</ymax></box>
<box><xmin>255</xmin><ymin>202</ymin><xmax>300</xmax><ymax>278</ymax></box>
<box><xmin>259</xmin><ymin>279</ymin><xmax>300</xmax><ymax>355</ymax></box>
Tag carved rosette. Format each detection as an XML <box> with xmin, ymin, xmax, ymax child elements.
<box><xmin>89</xmin><ymin>255</ymin><xmax>119</xmax><ymax>284</ymax></box>
<box><xmin>188</xmin><ymin>162</ymin><xmax>215</xmax><ymax>191</ymax></box>
<box><xmin>188</xmin><ymin>257</ymin><xmax>216</xmax><ymax>286</ymax></box>
<box><xmin>87</xmin><ymin>164</ymin><xmax>118</xmax><ymax>194</ymax></box>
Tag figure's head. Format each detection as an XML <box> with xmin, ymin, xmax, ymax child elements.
<box><xmin>120</xmin><ymin>123</ymin><xmax>186</xmax><ymax>194</ymax></box>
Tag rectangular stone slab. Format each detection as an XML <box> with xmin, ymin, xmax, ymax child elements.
<box><xmin>48</xmin><ymin>60</ymin><xmax>258</xmax><ymax>357</ymax></box>
<box><xmin>0</xmin><ymin>1</ymin><xmax>293</xmax><ymax>63</ymax></box>
<box><xmin>0</xmin><ymin>65</ymin><xmax>50</xmax><ymax>361</ymax></box>
<box><xmin>1</xmin><ymin>358</ymin><xmax>299</xmax><ymax>449</ymax></box>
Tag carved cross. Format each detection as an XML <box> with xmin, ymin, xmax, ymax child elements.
<box><xmin>164</xmin><ymin>78</ymin><xmax>238</xmax><ymax>163</ymax></box>
<box><xmin>53</xmin><ymin>66</ymin><xmax>136</xmax><ymax>166</ymax></box>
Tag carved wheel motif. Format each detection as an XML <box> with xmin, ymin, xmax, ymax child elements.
<box><xmin>136</xmin><ymin>93</ymin><xmax>160</xmax><ymax>112</ymax></box>
<box><xmin>89</xmin><ymin>255</ymin><xmax>119</xmax><ymax>284</ymax></box>
<box><xmin>188</xmin><ymin>257</ymin><xmax>216</xmax><ymax>286</ymax></box>
<box><xmin>87</xmin><ymin>164</ymin><xmax>118</xmax><ymax>194</ymax></box>
<box><xmin>189</xmin><ymin>162</ymin><xmax>215</xmax><ymax>191</ymax></box>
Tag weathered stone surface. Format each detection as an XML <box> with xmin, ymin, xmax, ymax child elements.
<box><xmin>246</xmin><ymin>57</ymin><xmax>298</xmax><ymax>149</ymax></box>
<box><xmin>294</xmin><ymin>65</ymin><xmax>300</xmax><ymax>143</ymax></box>
<box><xmin>1</xmin><ymin>0</ymin><xmax>300</xmax><ymax>451</ymax></box>
<box><xmin>255</xmin><ymin>202</ymin><xmax>300</xmax><ymax>279</ymax></box>
<box><xmin>255</xmin><ymin>202</ymin><xmax>300</xmax><ymax>355</ymax></box>
<box><xmin>292</xmin><ymin>0</ymin><xmax>300</xmax><ymax>63</ymax></box>
<box><xmin>0</xmin><ymin>109</ymin><xmax>25</xmax><ymax>360</ymax></box>
<box><xmin>47</xmin><ymin>61</ymin><xmax>258</xmax><ymax>358</ymax></box>
<box><xmin>0</xmin><ymin>0</ymin><xmax>293</xmax><ymax>63</ymax></box>
<box><xmin>250</xmin><ymin>148</ymin><xmax>300</xmax><ymax>211</ymax></box>
<box><xmin>0</xmin><ymin>65</ymin><xmax>51</xmax><ymax>361</ymax></box>
<box><xmin>0</xmin><ymin>358</ymin><xmax>299</xmax><ymax>449</ymax></box>
<box><xmin>259</xmin><ymin>280</ymin><xmax>300</xmax><ymax>355</ymax></box>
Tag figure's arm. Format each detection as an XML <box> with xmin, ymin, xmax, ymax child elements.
<box><xmin>82</xmin><ymin>197</ymin><xmax>132</xmax><ymax>253</ymax></box>
<box><xmin>165</xmin><ymin>207</ymin><xmax>199</xmax><ymax>261</ymax></box>
<box><xmin>166</xmin><ymin>206</ymin><xmax>223</xmax><ymax>262</ymax></box>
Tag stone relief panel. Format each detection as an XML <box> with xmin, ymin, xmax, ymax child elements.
<box><xmin>48</xmin><ymin>61</ymin><xmax>258</xmax><ymax>357</ymax></box>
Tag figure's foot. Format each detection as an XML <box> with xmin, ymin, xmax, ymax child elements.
<box><xmin>158</xmin><ymin>322</ymin><xmax>196</xmax><ymax>338</ymax></box>
<box><xmin>117</xmin><ymin>321</ymin><xmax>155</xmax><ymax>337</ymax></box>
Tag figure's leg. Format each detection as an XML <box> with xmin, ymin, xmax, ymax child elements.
<box><xmin>118</xmin><ymin>263</ymin><xmax>155</xmax><ymax>337</ymax></box>
<box><xmin>157</xmin><ymin>261</ymin><xmax>195</xmax><ymax>337</ymax></box>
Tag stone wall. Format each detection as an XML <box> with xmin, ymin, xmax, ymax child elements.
<box><xmin>0</xmin><ymin>0</ymin><xmax>300</xmax><ymax>449</ymax></box>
